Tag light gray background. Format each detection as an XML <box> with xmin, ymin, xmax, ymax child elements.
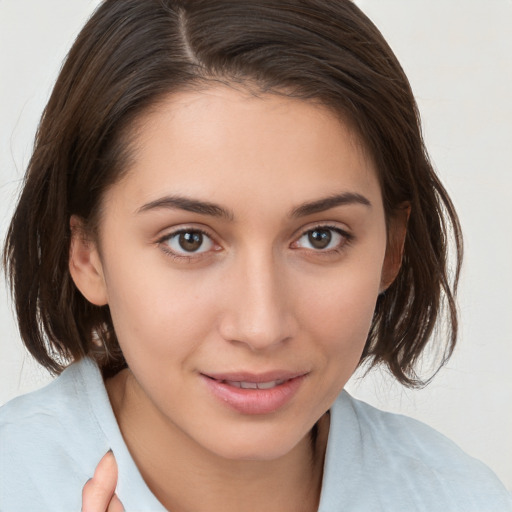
<box><xmin>1</xmin><ymin>0</ymin><xmax>511</xmax><ymax>490</ymax></box>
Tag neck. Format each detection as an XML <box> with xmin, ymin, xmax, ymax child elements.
<box><xmin>106</xmin><ymin>369</ymin><xmax>329</xmax><ymax>512</ymax></box>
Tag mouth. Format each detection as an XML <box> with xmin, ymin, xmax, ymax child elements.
<box><xmin>200</xmin><ymin>372</ymin><xmax>307</xmax><ymax>415</ymax></box>
<box><xmin>213</xmin><ymin>378</ymin><xmax>287</xmax><ymax>390</ymax></box>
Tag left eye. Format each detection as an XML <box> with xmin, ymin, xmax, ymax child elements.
<box><xmin>294</xmin><ymin>227</ymin><xmax>346</xmax><ymax>251</ymax></box>
<box><xmin>164</xmin><ymin>230</ymin><xmax>214</xmax><ymax>254</ymax></box>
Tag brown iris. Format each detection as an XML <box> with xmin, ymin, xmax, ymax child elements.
<box><xmin>179</xmin><ymin>231</ymin><xmax>204</xmax><ymax>252</ymax></box>
<box><xmin>308</xmin><ymin>228</ymin><xmax>332</xmax><ymax>249</ymax></box>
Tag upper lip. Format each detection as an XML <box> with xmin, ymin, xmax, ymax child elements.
<box><xmin>202</xmin><ymin>370</ymin><xmax>308</xmax><ymax>383</ymax></box>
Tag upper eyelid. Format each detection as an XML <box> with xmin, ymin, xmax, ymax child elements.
<box><xmin>157</xmin><ymin>227</ymin><xmax>217</xmax><ymax>260</ymax></box>
<box><xmin>292</xmin><ymin>222</ymin><xmax>352</xmax><ymax>240</ymax></box>
<box><xmin>293</xmin><ymin>225</ymin><xmax>351</xmax><ymax>245</ymax></box>
<box><xmin>157</xmin><ymin>225</ymin><xmax>216</xmax><ymax>242</ymax></box>
<box><xmin>156</xmin><ymin>222</ymin><xmax>352</xmax><ymax>248</ymax></box>
<box><xmin>156</xmin><ymin>226</ymin><xmax>218</xmax><ymax>257</ymax></box>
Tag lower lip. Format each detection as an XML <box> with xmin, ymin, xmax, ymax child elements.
<box><xmin>201</xmin><ymin>375</ymin><xmax>305</xmax><ymax>415</ymax></box>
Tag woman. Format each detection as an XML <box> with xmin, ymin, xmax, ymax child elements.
<box><xmin>1</xmin><ymin>1</ymin><xmax>511</xmax><ymax>511</ymax></box>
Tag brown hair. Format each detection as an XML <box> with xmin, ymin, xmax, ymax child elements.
<box><xmin>3</xmin><ymin>0</ymin><xmax>462</xmax><ymax>386</ymax></box>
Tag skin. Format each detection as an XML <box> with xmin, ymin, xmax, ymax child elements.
<box><xmin>81</xmin><ymin>451</ymin><xmax>123</xmax><ymax>512</ymax></box>
<box><xmin>71</xmin><ymin>86</ymin><xmax>407</xmax><ymax>511</ymax></box>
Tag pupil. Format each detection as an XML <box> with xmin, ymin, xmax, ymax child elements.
<box><xmin>308</xmin><ymin>229</ymin><xmax>331</xmax><ymax>249</ymax></box>
<box><xmin>179</xmin><ymin>231</ymin><xmax>203</xmax><ymax>252</ymax></box>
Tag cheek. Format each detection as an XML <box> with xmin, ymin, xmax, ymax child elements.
<box><xmin>296</xmin><ymin>259</ymin><xmax>382</xmax><ymax>356</ymax></box>
<box><xmin>103</xmin><ymin>254</ymin><xmax>218</xmax><ymax>364</ymax></box>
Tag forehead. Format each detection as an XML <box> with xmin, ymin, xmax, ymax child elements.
<box><xmin>109</xmin><ymin>86</ymin><xmax>382</xmax><ymax>218</ymax></box>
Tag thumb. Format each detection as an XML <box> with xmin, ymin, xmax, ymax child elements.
<box><xmin>82</xmin><ymin>450</ymin><xmax>123</xmax><ymax>512</ymax></box>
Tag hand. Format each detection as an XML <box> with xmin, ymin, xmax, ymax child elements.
<box><xmin>82</xmin><ymin>450</ymin><xmax>124</xmax><ymax>512</ymax></box>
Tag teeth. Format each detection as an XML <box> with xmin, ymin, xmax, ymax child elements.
<box><xmin>256</xmin><ymin>380</ymin><xmax>282</xmax><ymax>389</ymax></box>
<box><xmin>240</xmin><ymin>381</ymin><xmax>258</xmax><ymax>389</ymax></box>
<box><xmin>224</xmin><ymin>380</ymin><xmax>243</xmax><ymax>388</ymax></box>
<box><xmin>224</xmin><ymin>380</ymin><xmax>286</xmax><ymax>390</ymax></box>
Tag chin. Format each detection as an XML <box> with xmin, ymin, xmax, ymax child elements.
<box><xmin>198</xmin><ymin>422</ymin><xmax>311</xmax><ymax>462</ymax></box>
<box><xmin>214</xmin><ymin>443</ymin><xmax>297</xmax><ymax>462</ymax></box>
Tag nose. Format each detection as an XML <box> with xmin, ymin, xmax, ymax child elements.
<box><xmin>218</xmin><ymin>248</ymin><xmax>296</xmax><ymax>351</ymax></box>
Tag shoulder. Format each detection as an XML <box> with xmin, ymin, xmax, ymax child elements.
<box><xmin>320</xmin><ymin>392</ymin><xmax>512</xmax><ymax>511</ymax></box>
<box><xmin>0</xmin><ymin>358</ymin><xmax>111</xmax><ymax>511</ymax></box>
<box><xmin>345</xmin><ymin>394</ymin><xmax>497</xmax><ymax>477</ymax></box>
<box><xmin>0</xmin><ymin>358</ymin><xmax>106</xmax><ymax>447</ymax></box>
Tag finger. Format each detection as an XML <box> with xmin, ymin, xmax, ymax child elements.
<box><xmin>82</xmin><ymin>450</ymin><xmax>119</xmax><ymax>512</ymax></box>
<box><xmin>107</xmin><ymin>493</ymin><xmax>125</xmax><ymax>512</ymax></box>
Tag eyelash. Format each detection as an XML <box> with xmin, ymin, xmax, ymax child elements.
<box><xmin>293</xmin><ymin>225</ymin><xmax>353</xmax><ymax>255</ymax></box>
<box><xmin>157</xmin><ymin>224</ymin><xmax>353</xmax><ymax>263</ymax></box>
<box><xmin>158</xmin><ymin>227</ymin><xmax>216</xmax><ymax>262</ymax></box>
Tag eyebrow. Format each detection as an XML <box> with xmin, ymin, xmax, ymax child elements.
<box><xmin>290</xmin><ymin>192</ymin><xmax>371</xmax><ymax>218</ymax></box>
<box><xmin>137</xmin><ymin>191</ymin><xmax>371</xmax><ymax>220</ymax></box>
<box><xmin>137</xmin><ymin>195</ymin><xmax>235</xmax><ymax>220</ymax></box>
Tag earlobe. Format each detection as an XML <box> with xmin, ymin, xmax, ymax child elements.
<box><xmin>380</xmin><ymin>204</ymin><xmax>411</xmax><ymax>293</ymax></box>
<box><xmin>69</xmin><ymin>215</ymin><xmax>108</xmax><ymax>306</ymax></box>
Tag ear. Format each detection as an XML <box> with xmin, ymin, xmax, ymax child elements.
<box><xmin>380</xmin><ymin>203</ymin><xmax>410</xmax><ymax>293</ymax></box>
<box><xmin>69</xmin><ymin>215</ymin><xmax>108</xmax><ymax>306</ymax></box>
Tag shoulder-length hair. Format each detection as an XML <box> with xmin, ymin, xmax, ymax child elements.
<box><xmin>4</xmin><ymin>0</ymin><xmax>462</xmax><ymax>386</ymax></box>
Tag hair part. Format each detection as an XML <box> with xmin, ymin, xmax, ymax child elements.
<box><xmin>3</xmin><ymin>0</ymin><xmax>462</xmax><ymax>385</ymax></box>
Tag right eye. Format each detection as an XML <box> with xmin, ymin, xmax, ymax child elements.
<box><xmin>162</xmin><ymin>229</ymin><xmax>215</xmax><ymax>257</ymax></box>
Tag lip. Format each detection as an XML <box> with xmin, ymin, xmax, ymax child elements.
<box><xmin>201</xmin><ymin>371</ymin><xmax>308</xmax><ymax>415</ymax></box>
<box><xmin>204</xmin><ymin>370</ymin><xmax>305</xmax><ymax>383</ymax></box>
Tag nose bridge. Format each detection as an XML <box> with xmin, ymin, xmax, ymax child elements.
<box><xmin>220</xmin><ymin>243</ymin><xmax>293</xmax><ymax>350</ymax></box>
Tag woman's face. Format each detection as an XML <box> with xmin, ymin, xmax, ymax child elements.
<box><xmin>72</xmin><ymin>86</ymin><xmax>402</xmax><ymax>460</ymax></box>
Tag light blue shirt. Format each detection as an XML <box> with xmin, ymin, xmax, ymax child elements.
<box><xmin>1</xmin><ymin>357</ymin><xmax>511</xmax><ymax>511</ymax></box>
